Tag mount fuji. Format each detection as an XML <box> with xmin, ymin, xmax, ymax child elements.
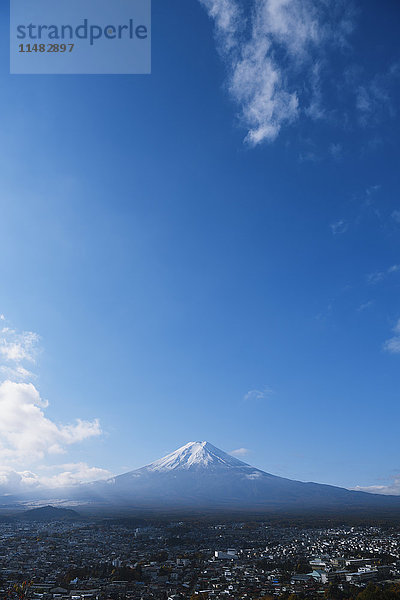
<box><xmin>69</xmin><ymin>441</ymin><xmax>400</xmax><ymax>512</ymax></box>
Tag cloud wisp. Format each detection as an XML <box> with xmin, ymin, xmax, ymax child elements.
<box><xmin>383</xmin><ymin>319</ymin><xmax>400</xmax><ymax>355</ymax></box>
<box><xmin>330</xmin><ymin>219</ymin><xmax>349</xmax><ymax>235</ymax></box>
<box><xmin>367</xmin><ymin>264</ymin><xmax>400</xmax><ymax>286</ymax></box>
<box><xmin>0</xmin><ymin>326</ymin><xmax>40</xmax><ymax>381</ymax></box>
<box><xmin>199</xmin><ymin>0</ymin><xmax>354</xmax><ymax>145</ymax></box>
<box><xmin>356</xmin><ymin>63</ymin><xmax>400</xmax><ymax>127</ymax></box>
<box><xmin>244</xmin><ymin>387</ymin><xmax>274</xmax><ymax>402</ymax></box>
<box><xmin>230</xmin><ymin>447</ymin><xmax>251</xmax><ymax>457</ymax></box>
<box><xmin>357</xmin><ymin>300</ymin><xmax>374</xmax><ymax>312</ymax></box>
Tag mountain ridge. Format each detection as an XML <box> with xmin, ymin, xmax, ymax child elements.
<box><xmin>71</xmin><ymin>441</ymin><xmax>400</xmax><ymax>511</ymax></box>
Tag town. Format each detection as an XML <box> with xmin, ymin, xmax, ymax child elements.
<box><xmin>1</xmin><ymin>515</ymin><xmax>400</xmax><ymax>600</ymax></box>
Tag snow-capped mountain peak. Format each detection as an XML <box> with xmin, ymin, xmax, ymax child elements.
<box><xmin>64</xmin><ymin>441</ymin><xmax>400</xmax><ymax>512</ymax></box>
<box><xmin>144</xmin><ymin>441</ymin><xmax>248</xmax><ymax>472</ymax></box>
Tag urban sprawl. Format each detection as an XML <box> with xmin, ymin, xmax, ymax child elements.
<box><xmin>2</xmin><ymin>517</ymin><xmax>400</xmax><ymax>600</ymax></box>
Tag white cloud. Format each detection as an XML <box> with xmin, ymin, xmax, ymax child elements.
<box><xmin>38</xmin><ymin>463</ymin><xmax>112</xmax><ymax>488</ymax></box>
<box><xmin>356</xmin><ymin>65</ymin><xmax>399</xmax><ymax>127</ymax></box>
<box><xmin>0</xmin><ymin>467</ymin><xmax>40</xmax><ymax>491</ymax></box>
<box><xmin>365</xmin><ymin>184</ymin><xmax>381</xmax><ymax>202</ymax></box>
<box><xmin>230</xmin><ymin>447</ymin><xmax>250</xmax><ymax>457</ymax></box>
<box><xmin>0</xmin><ymin>327</ymin><xmax>39</xmax><ymax>364</ymax></box>
<box><xmin>357</xmin><ymin>300</ymin><xmax>373</xmax><ymax>312</ymax></box>
<box><xmin>0</xmin><ymin>321</ymin><xmax>40</xmax><ymax>387</ymax></box>
<box><xmin>330</xmin><ymin>219</ymin><xmax>348</xmax><ymax>235</ymax></box>
<box><xmin>199</xmin><ymin>0</ymin><xmax>240</xmax><ymax>52</ymax></box>
<box><xmin>244</xmin><ymin>387</ymin><xmax>274</xmax><ymax>401</ymax></box>
<box><xmin>388</xmin><ymin>265</ymin><xmax>400</xmax><ymax>274</ymax></box>
<box><xmin>0</xmin><ymin>319</ymin><xmax>105</xmax><ymax>493</ymax></box>
<box><xmin>367</xmin><ymin>272</ymin><xmax>385</xmax><ymax>285</ymax></box>
<box><xmin>199</xmin><ymin>0</ymin><xmax>353</xmax><ymax>145</ymax></box>
<box><xmin>298</xmin><ymin>150</ymin><xmax>319</xmax><ymax>163</ymax></box>
<box><xmin>392</xmin><ymin>210</ymin><xmax>400</xmax><ymax>224</ymax></box>
<box><xmin>383</xmin><ymin>319</ymin><xmax>400</xmax><ymax>355</ymax></box>
<box><xmin>329</xmin><ymin>143</ymin><xmax>342</xmax><ymax>159</ymax></box>
<box><xmin>0</xmin><ymin>381</ymin><xmax>102</xmax><ymax>464</ymax></box>
<box><xmin>367</xmin><ymin>264</ymin><xmax>400</xmax><ymax>285</ymax></box>
<box><xmin>384</xmin><ymin>338</ymin><xmax>400</xmax><ymax>354</ymax></box>
<box><xmin>0</xmin><ymin>365</ymin><xmax>34</xmax><ymax>381</ymax></box>
<box><xmin>353</xmin><ymin>476</ymin><xmax>400</xmax><ymax>496</ymax></box>
<box><xmin>0</xmin><ymin>462</ymin><xmax>112</xmax><ymax>492</ymax></box>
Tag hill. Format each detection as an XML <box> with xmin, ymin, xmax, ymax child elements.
<box><xmin>18</xmin><ymin>505</ymin><xmax>81</xmax><ymax>521</ymax></box>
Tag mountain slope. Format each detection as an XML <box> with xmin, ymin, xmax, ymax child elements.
<box><xmin>73</xmin><ymin>441</ymin><xmax>400</xmax><ymax>510</ymax></box>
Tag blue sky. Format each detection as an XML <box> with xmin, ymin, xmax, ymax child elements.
<box><xmin>0</xmin><ymin>0</ymin><xmax>399</xmax><ymax>494</ymax></box>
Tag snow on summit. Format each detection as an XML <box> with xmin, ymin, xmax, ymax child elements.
<box><xmin>145</xmin><ymin>441</ymin><xmax>248</xmax><ymax>472</ymax></box>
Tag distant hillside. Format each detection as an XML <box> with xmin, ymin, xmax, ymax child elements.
<box><xmin>18</xmin><ymin>505</ymin><xmax>81</xmax><ymax>521</ymax></box>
